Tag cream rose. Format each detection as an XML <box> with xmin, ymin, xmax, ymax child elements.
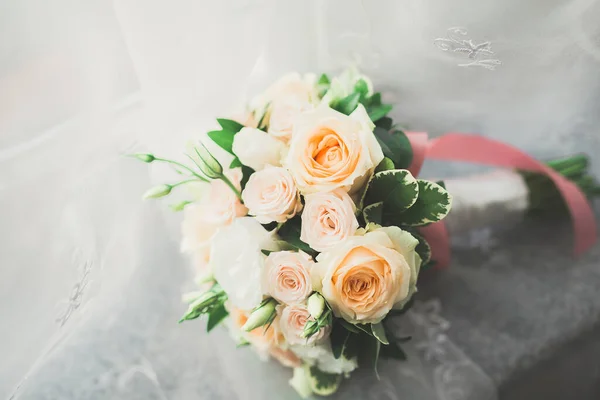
<box><xmin>300</xmin><ymin>189</ymin><xmax>359</xmax><ymax>252</ymax></box>
<box><xmin>180</xmin><ymin>169</ymin><xmax>247</xmax><ymax>274</ymax></box>
<box><xmin>285</xmin><ymin>104</ymin><xmax>383</xmax><ymax>194</ymax></box>
<box><xmin>242</xmin><ymin>167</ymin><xmax>303</xmax><ymax>224</ymax></box>
<box><xmin>313</xmin><ymin>226</ymin><xmax>422</xmax><ymax>324</ymax></box>
<box><xmin>262</xmin><ymin>251</ymin><xmax>314</xmax><ymax>305</ymax></box>
<box><xmin>232</xmin><ymin>127</ymin><xmax>287</xmax><ymax>171</ymax></box>
<box><xmin>278</xmin><ymin>304</ymin><xmax>330</xmax><ymax>346</ymax></box>
<box><xmin>251</xmin><ymin>73</ymin><xmax>319</xmax><ymax>140</ymax></box>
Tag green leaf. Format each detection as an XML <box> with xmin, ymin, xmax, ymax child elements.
<box><xmin>339</xmin><ymin>320</ymin><xmax>361</xmax><ymax>334</ymax></box>
<box><xmin>396</xmin><ymin>180</ymin><xmax>452</xmax><ymax>226</ymax></box>
<box><xmin>330</xmin><ymin>323</ymin><xmax>350</xmax><ymax>359</ymax></box>
<box><xmin>318</xmin><ymin>73</ymin><xmax>330</xmax><ymax>85</ymax></box>
<box><xmin>375</xmin><ymin>157</ymin><xmax>395</xmax><ymax>173</ymax></box>
<box><xmin>373</xmin><ymin>127</ymin><xmax>414</xmax><ymax>170</ymax></box>
<box><xmin>368</xmin><ymin>104</ymin><xmax>393</xmax><ymax>122</ymax></box>
<box><xmin>365</xmin><ymin>169</ymin><xmax>419</xmax><ymax>213</ymax></box>
<box><xmin>367</xmin><ymin>92</ymin><xmax>382</xmax><ymax>107</ymax></box>
<box><xmin>411</xmin><ymin>232</ymin><xmax>432</xmax><ymax>265</ymax></box>
<box><xmin>353</xmin><ymin>323</ymin><xmax>374</xmax><ymax>336</ymax></box>
<box><xmin>207</xmin><ymin>303</ymin><xmax>228</xmax><ymax>332</ymax></box>
<box><xmin>217</xmin><ymin>118</ymin><xmax>244</xmax><ymax>133</ymax></box>
<box><xmin>240</xmin><ymin>165</ymin><xmax>254</xmax><ymax>189</ymax></box>
<box><xmin>207</xmin><ymin>130</ymin><xmax>235</xmax><ymax>155</ymax></box>
<box><xmin>363</xmin><ymin>202</ymin><xmax>383</xmax><ymax>225</ymax></box>
<box><xmin>332</xmin><ymin>92</ymin><xmax>360</xmax><ymax>115</ymax></box>
<box><xmin>380</xmin><ymin>341</ymin><xmax>407</xmax><ymax>361</ymax></box>
<box><xmin>375</xmin><ymin>116</ymin><xmax>393</xmax><ymax>130</ymax></box>
<box><xmin>354</xmin><ymin>78</ymin><xmax>369</xmax><ymax>99</ymax></box>
<box><xmin>261</xmin><ymin>249</ymin><xmax>273</xmax><ymax>256</ymax></box>
<box><xmin>277</xmin><ymin>215</ymin><xmax>317</xmax><ymax>257</ymax></box>
<box><xmin>371</xmin><ymin>322</ymin><xmax>389</xmax><ymax>345</ymax></box>
<box><xmin>229</xmin><ymin>157</ymin><xmax>243</xmax><ymax>169</ymax></box>
<box><xmin>307</xmin><ymin>366</ymin><xmax>342</xmax><ymax>396</ymax></box>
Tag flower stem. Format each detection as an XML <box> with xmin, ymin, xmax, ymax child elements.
<box><xmin>220</xmin><ymin>173</ymin><xmax>243</xmax><ymax>201</ymax></box>
<box><xmin>154</xmin><ymin>158</ymin><xmax>209</xmax><ymax>182</ymax></box>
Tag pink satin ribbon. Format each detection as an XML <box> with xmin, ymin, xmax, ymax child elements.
<box><xmin>406</xmin><ymin>132</ymin><xmax>598</xmax><ymax>269</ymax></box>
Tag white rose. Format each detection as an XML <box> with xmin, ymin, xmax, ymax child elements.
<box><xmin>232</xmin><ymin>127</ymin><xmax>287</xmax><ymax>171</ymax></box>
<box><xmin>313</xmin><ymin>226</ymin><xmax>422</xmax><ymax>324</ymax></box>
<box><xmin>262</xmin><ymin>251</ymin><xmax>314</xmax><ymax>304</ymax></box>
<box><xmin>285</xmin><ymin>104</ymin><xmax>383</xmax><ymax>194</ymax></box>
<box><xmin>211</xmin><ymin>217</ymin><xmax>280</xmax><ymax>309</ymax></box>
<box><xmin>291</xmin><ymin>341</ymin><xmax>358</xmax><ymax>375</ymax></box>
<box><xmin>278</xmin><ymin>304</ymin><xmax>330</xmax><ymax>346</ymax></box>
<box><xmin>242</xmin><ymin>167</ymin><xmax>303</xmax><ymax>224</ymax></box>
<box><xmin>300</xmin><ymin>189</ymin><xmax>359</xmax><ymax>252</ymax></box>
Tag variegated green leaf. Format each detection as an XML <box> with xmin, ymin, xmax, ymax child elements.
<box><xmin>411</xmin><ymin>232</ymin><xmax>432</xmax><ymax>265</ymax></box>
<box><xmin>366</xmin><ymin>169</ymin><xmax>419</xmax><ymax>213</ymax></box>
<box><xmin>375</xmin><ymin>157</ymin><xmax>395</xmax><ymax>173</ymax></box>
<box><xmin>363</xmin><ymin>202</ymin><xmax>383</xmax><ymax>225</ymax></box>
<box><xmin>307</xmin><ymin>366</ymin><xmax>342</xmax><ymax>396</ymax></box>
<box><xmin>397</xmin><ymin>180</ymin><xmax>452</xmax><ymax>226</ymax></box>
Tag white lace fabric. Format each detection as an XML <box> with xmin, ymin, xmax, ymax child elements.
<box><xmin>3</xmin><ymin>0</ymin><xmax>600</xmax><ymax>398</ymax></box>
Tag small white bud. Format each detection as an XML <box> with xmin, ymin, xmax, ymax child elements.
<box><xmin>307</xmin><ymin>292</ymin><xmax>326</xmax><ymax>320</ymax></box>
<box><xmin>143</xmin><ymin>184</ymin><xmax>172</xmax><ymax>199</ymax></box>
<box><xmin>242</xmin><ymin>298</ymin><xmax>278</xmax><ymax>332</ymax></box>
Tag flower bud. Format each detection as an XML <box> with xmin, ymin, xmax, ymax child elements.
<box><xmin>178</xmin><ymin>290</ymin><xmax>219</xmax><ymax>322</ymax></box>
<box><xmin>242</xmin><ymin>298</ymin><xmax>278</xmax><ymax>332</ymax></box>
<box><xmin>194</xmin><ymin>142</ymin><xmax>223</xmax><ymax>179</ymax></box>
<box><xmin>170</xmin><ymin>200</ymin><xmax>191</xmax><ymax>212</ymax></box>
<box><xmin>130</xmin><ymin>153</ymin><xmax>155</xmax><ymax>163</ymax></box>
<box><xmin>143</xmin><ymin>184</ymin><xmax>172</xmax><ymax>199</ymax></box>
<box><xmin>307</xmin><ymin>292</ymin><xmax>326</xmax><ymax>320</ymax></box>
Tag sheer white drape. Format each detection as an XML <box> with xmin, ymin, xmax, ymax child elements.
<box><xmin>3</xmin><ymin>0</ymin><xmax>600</xmax><ymax>398</ymax></box>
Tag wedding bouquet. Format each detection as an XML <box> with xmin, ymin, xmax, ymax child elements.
<box><xmin>131</xmin><ymin>69</ymin><xmax>599</xmax><ymax>397</ymax></box>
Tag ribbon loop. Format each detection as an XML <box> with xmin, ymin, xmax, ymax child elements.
<box><xmin>406</xmin><ymin>132</ymin><xmax>597</xmax><ymax>268</ymax></box>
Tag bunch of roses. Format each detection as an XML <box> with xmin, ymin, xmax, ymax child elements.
<box><xmin>133</xmin><ymin>69</ymin><xmax>452</xmax><ymax>397</ymax></box>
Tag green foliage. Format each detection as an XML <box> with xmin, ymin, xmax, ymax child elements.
<box><xmin>368</xmin><ymin>104</ymin><xmax>393</xmax><ymax>122</ymax></box>
<box><xmin>331</xmin><ymin>92</ymin><xmax>361</xmax><ymax>115</ymax></box>
<box><xmin>375</xmin><ymin>157</ymin><xmax>395</xmax><ymax>173</ymax></box>
<box><xmin>217</xmin><ymin>118</ymin><xmax>244</xmax><ymax>133</ymax></box>
<box><xmin>365</xmin><ymin>169</ymin><xmax>419</xmax><ymax>213</ymax></box>
<box><xmin>330</xmin><ymin>321</ymin><xmax>359</xmax><ymax>360</ymax></box>
<box><xmin>277</xmin><ymin>215</ymin><xmax>317</xmax><ymax>257</ymax></box>
<box><xmin>206</xmin><ymin>303</ymin><xmax>229</xmax><ymax>332</ymax></box>
<box><xmin>317</xmin><ymin>73</ymin><xmax>331</xmax><ymax>98</ymax></box>
<box><xmin>370</xmin><ymin>322</ymin><xmax>389</xmax><ymax>345</ymax></box>
<box><xmin>411</xmin><ymin>232</ymin><xmax>432</xmax><ymax>265</ymax></box>
<box><xmin>373</xmin><ymin>127</ymin><xmax>413</xmax><ymax>170</ymax></box>
<box><xmin>363</xmin><ymin>202</ymin><xmax>383</xmax><ymax>225</ymax></box>
<box><xmin>307</xmin><ymin>366</ymin><xmax>342</xmax><ymax>396</ymax></box>
<box><xmin>394</xmin><ymin>180</ymin><xmax>452</xmax><ymax>226</ymax></box>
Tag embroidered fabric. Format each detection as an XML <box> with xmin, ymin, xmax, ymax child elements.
<box><xmin>3</xmin><ymin>0</ymin><xmax>600</xmax><ymax>399</ymax></box>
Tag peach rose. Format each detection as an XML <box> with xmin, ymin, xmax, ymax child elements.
<box><xmin>229</xmin><ymin>305</ymin><xmax>301</xmax><ymax>367</ymax></box>
<box><xmin>242</xmin><ymin>167</ymin><xmax>303</xmax><ymax>224</ymax></box>
<box><xmin>284</xmin><ymin>104</ymin><xmax>383</xmax><ymax>194</ymax></box>
<box><xmin>262</xmin><ymin>251</ymin><xmax>314</xmax><ymax>305</ymax></box>
<box><xmin>180</xmin><ymin>169</ymin><xmax>247</xmax><ymax>273</ymax></box>
<box><xmin>300</xmin><ymin>189</ymin><xmax>359</xmax><ymax>252</ymax></box>
<box><xmin>313</xmin><ymin>226</ymin><xmax>422</xmax><ymax>324</ymax></box>
<box><xmin>278</xmin><ymin>304</ymin><xmax>330</xmax><ymax>346</ymax></box>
